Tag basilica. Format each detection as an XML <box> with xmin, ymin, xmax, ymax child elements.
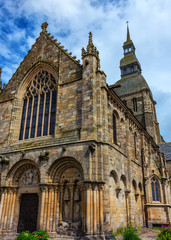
<box><xmin>0</xmin><ymin>22</ymin><xmax>170</xmax><ymax>239</ymax></box>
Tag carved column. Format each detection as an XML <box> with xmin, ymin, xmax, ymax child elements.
<box><xmin>99</xmin><ymin>184</ymin><xmax>104</xmax><ymax>234</ymax></box>
<box><xmin>80</xmin><ymin>184</ymin><xmax>86</xmax><ymax>232</ymax></box>
<box><xmin>93</xmin><ymin>185</ymin><xmax>98</xmax><ymax>234</ymax></box>
<box><xmin>43</xmin><ymin>186</ymin><xmax>49</xmax><ymax>229</ymax></box>
<box><xmin>52</xmin><ymin>185</ymin><xmax>59</xmax><ymax>232</ymax></box>
<box><xmin>85</xmin><ymin>183</ymin><xmax>92</xmax><ymax>235</ymax></box>
<box><xmin>47</xmin><ymin>186</ymin><xmax>53</xmax><ymax>230</ymax></box>
<box><xmin>7</xmin><ymin>188</ymin><xmax>13</xmax><ymax>229</ymax></box>
<box><xmin>59</xmin><ymin>185</ymin><xmax>64</xmax><ymax>222</ymax></box>
<box><xmin>9</xmin><ymin>188</ymin><xmax>17</xmax><ymax>230</ymax></box>
<box><xmin>0</xmin><ymin>188</ymin><xmax>7</xmax><ymax>229</ymax></box>
<box><xmin>50</xmin><ymin>186</ymin><xmax>55</xmax><ymax>230</ymax></box>
<box><xmin>4</xmin><ymin>188</ymin><xmax>12</xmax><ymax>229</ymax></box>
<box><xmin>0</xmin><ymin>188</ymin><xmax>6</xmax><ymax>223</ymax></box>
<box><xmin>40</xmin><ymin>185</ymin><xmax>47</xmax><ymax>229</ymax></box>
<box><xmin>96</xmin><ymin>184</ymin><xmax>100</xmax><ymax>234</ymax></box>
<box><xmin>69</xmin><ymin>185</ymin><xmax>74</xmax><ymax>221</ymax></box>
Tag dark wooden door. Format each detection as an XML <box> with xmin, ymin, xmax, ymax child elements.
<box><xmin>17</xmin><ymin>193</ymin><xmax>39</xmax><ymax>233</ymax></box>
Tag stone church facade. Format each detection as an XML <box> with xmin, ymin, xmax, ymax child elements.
<box><xmin>0</xmin><ymin>22</ymin><xmax>170</xmax><ymax>239</ymax></box>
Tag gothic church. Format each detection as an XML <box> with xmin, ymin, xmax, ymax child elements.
<box><xmin>0</xmin><ymin>22</ymin><xmax>170</xmax><ymax>239</ymax></box>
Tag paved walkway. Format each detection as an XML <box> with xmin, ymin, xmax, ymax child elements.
<box><xmin>115</xmin><ymin>228</ymin><xmax>160</xmax><ymax>240</ymax></box>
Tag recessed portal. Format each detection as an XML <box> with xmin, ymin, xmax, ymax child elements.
<box><xmin>17</xmin><ymin>193</ymin><xmax>39</xmax><ymax>233</ymax></box>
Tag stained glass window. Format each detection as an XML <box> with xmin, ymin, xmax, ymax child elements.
<box><xmin>19</xmin><ymin>70</ymin><xmax>57</xmax><ymax>140</ymax></box>
<box><xmin>151</xmin><ymin>177</ymin><xmax>160</xmax><ymax>201</ymax></box>
<box><xmin>113</xmin><ymin>113</ymin><xmax>117</xmax><ymax>144</ymax></box>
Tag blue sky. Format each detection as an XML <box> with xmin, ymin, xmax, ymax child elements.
<box><xmin>0</xmin><ymin>0</ymin><xmax>171</xmax><ymax>142</ymax></box>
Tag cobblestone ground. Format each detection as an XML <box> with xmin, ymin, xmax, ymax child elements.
<box><xmin>115</xmin><ymin>228</ymin><xmax>160</xmax><ymax>240</ymax></box>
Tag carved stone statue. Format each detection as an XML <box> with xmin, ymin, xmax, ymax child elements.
<box><xmin>19</xmin><ymin>169</ymin><xmax>38</xmax><ymax>186</ymax></box>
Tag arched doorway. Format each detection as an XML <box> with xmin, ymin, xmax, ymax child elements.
<box><xmin>7</xmin><ymin>160</ymin><xmax>40</xmax><ymax>233</ymax></box>
<box><xmin>48</xmin><ymin>157</ymin><xmax>84</xmax><ymax>232</ymax></box>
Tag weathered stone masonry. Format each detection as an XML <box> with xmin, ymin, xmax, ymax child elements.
<box><xmin>0</xmin><ymin>22</ymin><xmax>170</xmax><ymax>239</ymax></box>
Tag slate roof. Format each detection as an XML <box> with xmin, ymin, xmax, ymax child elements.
<box><xmin>159</xmin><ymin>142</ymin><xmax>171</xmax><ymax>161</ymax></box>
<box><xmin>114</xmin><ymin>74</ymin><xmax>151</xmax><ymax>97</ymax></box>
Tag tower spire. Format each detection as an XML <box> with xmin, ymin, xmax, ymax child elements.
<box><xmin>119</xmin><ymin>24</ymin><xmax>142</xmax><ymax>78</ymax></box>
<box><xmin>126</xmin><ymin>21</ymin><xmax>130</xmax><ymax>41</ymax></box>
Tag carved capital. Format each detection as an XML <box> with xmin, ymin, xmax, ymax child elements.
<box><xmin>54</xmin><ymin>185</ymin><xmax>59</xmax><ymax>192</ymax></box>
<box><xmin>48</xmin><ymin>185</ymin><xmax>54</xmax><ymax>192</ymax></box>
<box><xmin>40</xmin><ymin>185</ymin><xmax>48</xmax><ymax>192</ymax></box>
<box><xmin>0</xmin><ymin>187</ymin><xmax>7</xmax><ymax>194</ymax></box>
<box><xmin>84</xmin><ymin>183</ymin><xmax>92</xmax><ymax>191</ymax></box>
<box><xmin>125</xmin><ymin>189</ymin><xmax>131</xmax><ymax>197</ymax></box>
<box><xmin>12</xmin><ymin>187</ymin><xmax>18</xmax><ymax>194</ymax></box>
<box><xmin>98</xmin><ymin>184</ymin><xmax>104</xmax><ymax>191</ymax></box>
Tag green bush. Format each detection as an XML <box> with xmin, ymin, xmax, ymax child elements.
<box><xmin>157</xmin><ymin>225</ymin><xmax>171</xmax><ymax>240</ymax></box>
<box><xmin>122</xmin><ymin>222</ymin><xmax>141</xmax><ymax>240</ymax></box>
<box><xmin>16</xmin><ymin>229</ymin><xmax>50</xmax><ymax>240</ymax></box>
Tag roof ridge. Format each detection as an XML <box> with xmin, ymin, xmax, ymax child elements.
<box><xmin>41</xmin><ymin>22</ymin><xmax>81</xmax><ymax>66</ymax></box>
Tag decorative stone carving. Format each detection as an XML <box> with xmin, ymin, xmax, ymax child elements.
<box><xmin>39</xmin><ymin>150</ymin><xmax>49</xmax><ymax>162</ymax></box>
<box><xmin>40</xmin><ymin>185</ymin><xmax>48</xmax><ymax>192</ymax></box>
<box><xmin>74</xmin><ymin>188</ymin><xmax>80</xmax><ymax>201</ymax></box>
<box><xmin>89</xmin><ymin>143</ymin><xmax>96</xmax><ymax>152</ymax></box>
<box><xmin>135</xmin><ymin>193</ymin><xmax>140</xmax><ymax>201</ymax></box>
<box><xmin>70</xmin><ymin>220</ymin><xmax>81</xmax><ymax>231</ymax></box>
<box><xmin>58</xmin><ymin>220</ymin><xmax>69</xmax><ymax>230</ymax></box>
<box><xmin>64</xmin><ymin>188</ymin><xmax>70</xmax><ymax>201</ymax></box>
<box><xmin>18</xmin><ymin>169</ymin><xmax>39</xmax><ymax>186</ymax></box>
<box><xmin>0</xmin><ymin>155</ymin><xmax>10</xmax><ymax>165</ymax></box>
<box><xmin>115</xmin><ymin>187</ymin><xmax>122</xmax><ymax>198</ymax></box>
<box><xmin>125</xmin><ymin>189</ymin><xmax>131</xmax><ymax>197</ymax></box>
<box><xmin>41</xmin><ymin>22</ymin><xmax>48</xmax><ymax>32</ymax></box>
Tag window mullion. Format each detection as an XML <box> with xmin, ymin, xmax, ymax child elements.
<box><xmin>48</xmin><ymin>91</ymin><xmax>52</xmax><ymax>135</ymax></box>
<box><xmin>29</xmin><ymin>95</ymin><xmax>34</xmax><ymax>139</ymax></box>
<box><xmin>35</xmin><ymin>94</ymin><xmax>40</xmax><ymax>137</ymax></box>
<box><xmin>23</xmin><ymin>97</ymin><xmax>29</xmax><ymax>140</ymax></box>
<box><xmin>42</xmin><ymin>92</ymin><xmax>46</xmax><ymax>136</ymax></box>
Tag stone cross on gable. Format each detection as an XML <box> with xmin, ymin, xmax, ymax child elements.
<box><xmin>41</xmin><ymin>22</ymin><xmax>48</xmax><ymax>32</ymax></box>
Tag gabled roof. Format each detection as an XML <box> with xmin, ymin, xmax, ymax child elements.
<box><xmin>0</xmin><ymin>22</ymin><xmax>82</xmax><ymax>102</ymax></box>
<box><xmin>114</xmin><ymin>74</ymin><xmax>151</xmax><ymax>97</ymax></box>
<box><xmin>159</xmin><ymin>142</ymin><xmax>171</xmax><ymax>161</ymax></box>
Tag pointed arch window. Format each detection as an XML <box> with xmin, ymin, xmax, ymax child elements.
<box><xmin>132</xmin><ymin>98</ymin><xmax>137</xmax><ymax>112</ymax></box>
<box><xmin>113</xmin><ymin>112</ymin><xmax>117</xmax><ymax>144</ymax></box>
<box><xmin>134</xmin><ymin>132</ymin><xmax>137</xmax><ymax>159</ymax></box>
<box><xmin>151</xmin><ymin>177</ymin><xmax>160</xmax><ymax>201</ymax></box>
<box><xmin>19</xmin><ymin>70</ymin><xmax>57</xmax><ymax>140</ymax></box>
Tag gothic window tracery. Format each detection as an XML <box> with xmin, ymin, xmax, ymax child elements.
<box><xmin>19</xmin><ymin>70</ymin><xmax>57</xmax><ymax>140</ymax></box>
<box><xmin>151</xmin><ymin>177</ymin><xmax>160</xmax><ymax>201</ymax></box>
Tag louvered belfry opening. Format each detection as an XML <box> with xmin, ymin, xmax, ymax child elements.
<box><xmin>19</xmin><ymin>69</ymin><xmax>57</xmax><ymax>140</ymax></box>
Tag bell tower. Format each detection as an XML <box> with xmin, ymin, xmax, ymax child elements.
<box><xmin>114</xmin><ymin>24</ymin><xmax>162</xmax><ymax>143</ymax></box>
<box><xmin>120</xmin><ymin>23</ymin><xmax>141</xmax><ymax>78</ymax></box>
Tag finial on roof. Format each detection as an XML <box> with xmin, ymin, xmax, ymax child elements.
<box><xmin>88</xmin><ymin>32</ymin><xmax>93</xmax><ymax>45</ymax></box>
<box><xmin>126</xmin><ymin>21</ymin><xmax>130</xmax><ymax>41</ymax></box>
<box><xmin>81</xmin><ymin>32</ymin><xmax>100</xmax><ymax>69</ymax></box>
<box><xmin>41</xmin><ymin>22</ymin><xmax>48</xmax><ymax>32</ymax></box>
